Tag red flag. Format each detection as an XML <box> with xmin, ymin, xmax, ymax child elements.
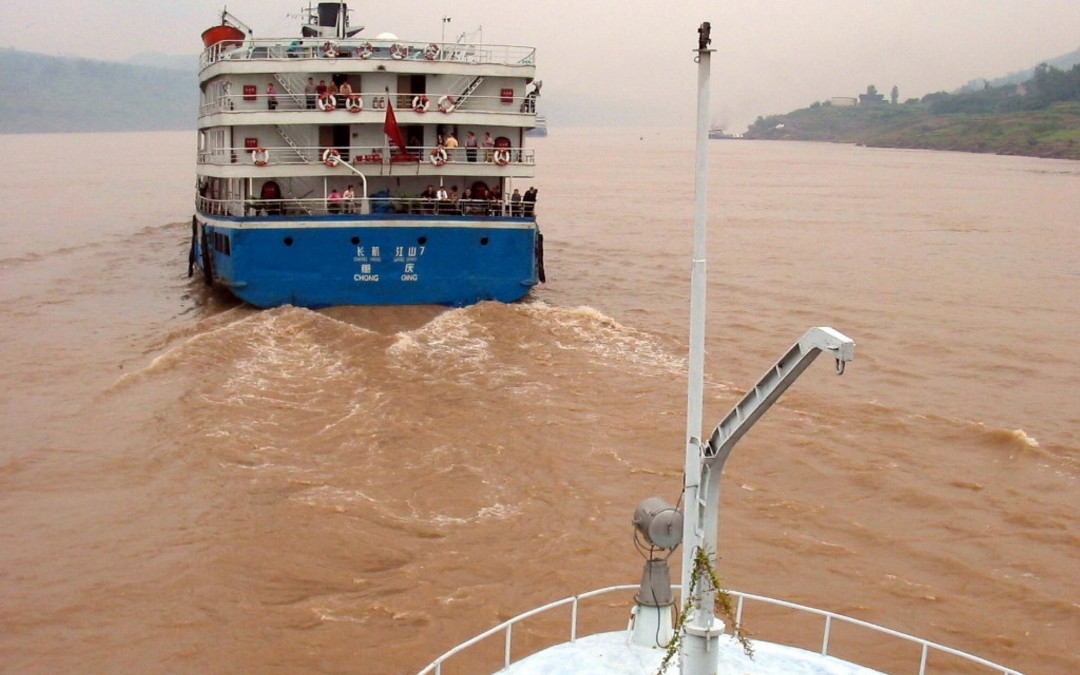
<box><xmin>383</xmin><ymin>98</ymin><xmax>406</xmax><ymax>151</ymax></box>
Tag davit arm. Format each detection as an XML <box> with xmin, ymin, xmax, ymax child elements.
<box><xmin>680</xmin><ymin>327</ymin><xmax>855</xmax><ymax>670</ymax></box>
<box><xmin>705</xmin><ymin>326</ymin><xmax>855</xmax><ymax>467</ymax></box>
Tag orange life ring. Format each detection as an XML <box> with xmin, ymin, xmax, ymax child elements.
<box><xmin>347</xmin><ymin>95</ymin><xmax>362</xmax><ymax>113</ymax></box>
<box><xmin>412</xmin><ymin>95</ymin><xmax>430</xmax><ymax>113</ymax></box>
<box><xmin>438</xmin><ymin>95</ymin><xmax>457</xmax><ymax>113</ymax></box>
<box><xmin>429</xmin><ymin>148</ymin><xmax>448</xmax><ymax>167</ymax></box>
<box><xmin>322</xmin><ymin>148</ymin><xmax>341</xmax><ymax>166</ymax></box>
<box><xmin>251</xmin><ymin>147</ymin><xmax>269</xmax><ymax>166</ymax></box>
<box><xmin>494</xmin><ymin>149</ymin><xmax>511</xmax><ymax>166</ymax></box>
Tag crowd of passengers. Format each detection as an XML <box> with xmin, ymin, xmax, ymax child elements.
<box><xmin>324</xmin><ymin>184</ymin><xmax>538</xmax><ymax>216</ymax></box>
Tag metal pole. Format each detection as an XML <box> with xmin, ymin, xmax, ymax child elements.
<box><xmin>681</xmin><ymin>23</ymin><xmax>717</xmax><ymax>675</ymax></box>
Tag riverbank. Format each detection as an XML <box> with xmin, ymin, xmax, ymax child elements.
<box><xmin>743</xmin><ymin>101</ymin><xmax>1080</xmax><ymax>160</ymax></box>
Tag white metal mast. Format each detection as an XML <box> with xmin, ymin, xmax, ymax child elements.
<box><xmin>678</xmin><ymin>21</ymin><xmax>716</xmax><ymax>674</ymax></box>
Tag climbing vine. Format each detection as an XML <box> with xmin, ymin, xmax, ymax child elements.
<box><xmin>656</xmin><ymin>548</ymin><xmax>754</xmax><ymax>674</ymax></box>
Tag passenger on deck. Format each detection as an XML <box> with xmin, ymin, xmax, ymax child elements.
<box><xmin>420</xmin><ymin>185</ymin><xmax>437</xmax><ymax>214</ymax></box>
<box><xmin>444</xmin><ymin>132</ymin><xmax>458</xmax><ymax>161</ymax></box>
<box><xmin>338</xmin><ymin>79</ymin><xmax>353</xmax><ymax>108</ymax></box>
<box><xmin>523</xmin><ymin>187</ymin><xmax>538</xmax><ymax>216</ymax></box>
<box><xmin>483</xmin><ymin>132</ymin><xmax>495</xmax><ymax>162</ymax></box>
<box><xmin>465</xmin><ymin>131</ymin><xmax>478</xmax><ymax>163</ymax></box>
<box><xmin>510</xmin><ymin>188</ymin><xmax>522</xmax><ymax>216</ymax></box>
<box><xmin>342</xmin><ymin>185</ymin><xmax>356</xmax><ymax>213</ymax></box>
<box><xmin>266</xmin><ymin>83</ymin><xmax>278</xmax><ymax>110</ymax></box>
<box><xmin>327</xmin><ymin>188</ymin><xmax>342</xmax><ymax>214</ymax></box>
<box><xmin>305</xmin><ymin>77</ymin><xmax>317</xmax><ymax>109</ymax></box>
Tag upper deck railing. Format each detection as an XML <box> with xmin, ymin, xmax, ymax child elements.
<box><xmin>415</xmin><ymin>585</ymin><xmax>1023</xmax><ymax>675</ymax></box>
<box><xmin>197</xmin><ymin>194</ymin><xmax>536</xmax><ymax>219</ymax></box>
<box><xmin>200</xmin><ymin>37</ymin><xmax>536</xmax><ymax>71</ymax></box>
<box><xmin>199</xmin><ymin>91</ymin><xmax>538</xmax><ymax>117</ymax></box>
<box><xmin>198</xmin><ymin>144</ymin><xmax>534</xmax><ymax>168</ymax></box>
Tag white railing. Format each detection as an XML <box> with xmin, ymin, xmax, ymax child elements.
<box><xmin>199</xmin><ymin>92</ymin><xmax>538</xmax><ymax>117</ymax></box>
<box><xmin>201</xmin><ymin>38</ymin><xmax>536</xmax><ymax>71</ymax></box>
<box><xmin>415</xmin><ymin>585</ymin><xmax>1023</xmax><ymax>675</ymax></box>
<box><xmin>198</xmin><ymin>145</ymin><xmax>535</xmax><ymax>168</ymax></box>
<box><xmin>196</xmin><ymin>195</ymin><xmax>535</xmax><ymax>219</ymax></box>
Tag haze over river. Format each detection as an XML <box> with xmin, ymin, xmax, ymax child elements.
<box><xmin>0</xmin><ymin>129</ymin><xmax>1077</xmax><ymax>674</ymax></box>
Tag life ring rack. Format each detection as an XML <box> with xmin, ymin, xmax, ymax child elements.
<box><xmin>251</xmin><ymin>147</ymin><xmax>270</xmax><ymax>166</ymax></box>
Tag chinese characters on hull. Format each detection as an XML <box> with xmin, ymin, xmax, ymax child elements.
<box><xmin>353</xmin><ymin>243</ymin><xmax>425</xmax><ymax>283</ymax></box>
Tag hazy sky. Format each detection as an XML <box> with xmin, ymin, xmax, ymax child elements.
<box><xmin>4</xmin><ymin>1</ymin><xmax>1078</xmax><ymax>130</ymax></box>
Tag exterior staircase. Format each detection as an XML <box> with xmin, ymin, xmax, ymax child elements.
<box><xmin>447</xmin><ymin>75</ymin><xmax>484</xmax><ymax>110</ymax></box>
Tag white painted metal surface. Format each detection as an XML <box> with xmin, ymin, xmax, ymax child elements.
<box><xmin>416</xmin><ymin>585</ymin><xmax>1022</xmax><ymax>675</ymax></box>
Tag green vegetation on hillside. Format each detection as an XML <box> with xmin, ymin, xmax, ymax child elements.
<box><xmin>745</xmin><ymin>63</ymin><xmax>1080</xmax><ymax>160</ymax></box>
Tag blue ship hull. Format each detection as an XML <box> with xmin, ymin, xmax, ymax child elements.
<box><xmin>194</xmin><ymin>213</ymin><xmax>542</xmax><ymax>308</ymax></box>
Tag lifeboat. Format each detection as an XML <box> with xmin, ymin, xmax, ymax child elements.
<box><xmin>201</xmin><ymin>23</ymin><xmax>246</xmax><ymax>49</ymax></box>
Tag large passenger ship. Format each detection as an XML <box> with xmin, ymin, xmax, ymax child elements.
<box><xmin>191</xmin><ymin>2</ymin><xmax>544</xmax><ymax>307</ymax></box>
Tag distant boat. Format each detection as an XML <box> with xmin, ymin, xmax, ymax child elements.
<box><xmin>526</xmin><ymin>114</ymin><xmax>548</xmax><ymax>137</ymax></box>
<box><xmin>708</xmin><ymin>125</ymin><xmax>736</xmax><ymax>140</ymax></box>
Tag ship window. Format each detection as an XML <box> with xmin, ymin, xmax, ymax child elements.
<box><xmin>283</xmin><ymin>237</ymin><xmax>294</xmax><ymax>246</ymax></box>
<box><xmin>351</xmin><ymin>236</ymin><xmax>360</xmax><ymax>245</ymax></box>
<box><xmin>417</xmin><ymin>236</ymin><xmax>427</xmax><ymax>245</ymax></box>
<box><xmin>480</xmin><ymin>237</ymin><xmax>489</xmax><ymax>246</ymax></box>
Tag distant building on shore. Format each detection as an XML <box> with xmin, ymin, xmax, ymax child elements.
<box><xmin>831</xmin><ymin>97</ymin><xmax>857</xmax><ymax>107</ymax></box>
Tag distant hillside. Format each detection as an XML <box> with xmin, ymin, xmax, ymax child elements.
<box><xmin>123</xmin><ymin>52</ymin><xmax>199</xmax><ymax>72</ymax></box>
<box><xmin>0</xmin><ymin>49</ymin><xmax>196</xmax><ymax>134</ymax></box>
<box><xmin>960</xmin><ymin>46</ymin><xmax>1080</xmax><ymax>92</ymax></box>
<box><xmin>745</xmin><ymin>63</ymin><xmax>1080</xmax><ymax>160</ymax></box>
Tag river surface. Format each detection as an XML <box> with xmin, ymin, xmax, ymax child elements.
<box><xmin>0</xmin><ymin>129</ymin><xmax>1077</xmax><ymax>674</ymax></box>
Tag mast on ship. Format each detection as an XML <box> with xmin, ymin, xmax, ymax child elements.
<box><xmin>669</xmin><ymin>22</ymin><xmax>857</xmax><ymax>674</ymax></box>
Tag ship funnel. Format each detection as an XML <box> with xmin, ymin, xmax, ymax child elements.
<box><xmin>317</xmin><ymin>2</ymin><xmax>346</xmax><ymax>28</ymax></box>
